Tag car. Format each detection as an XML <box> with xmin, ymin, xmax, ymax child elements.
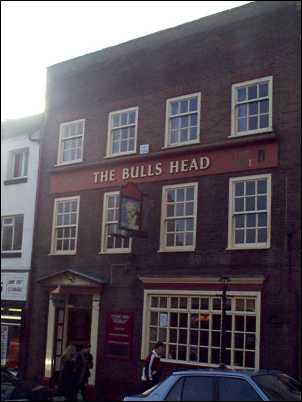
<box><xmin>1</xmin><ymin>368</ymin><xmax>54</xmax><ymax>401</ymax></box>
<box><xmin>123</xmin><ymin>369</ymin><xmax>301</xmax><ymax>401</ymax></box>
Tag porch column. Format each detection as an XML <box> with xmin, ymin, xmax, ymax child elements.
<box><xmin>89</xmin><ymin>293</ymin><xmax>101</xmax><ymax>385</ymax></box>
<box><xmin>45</xmin><ymin>294</ymin><xmax>56</xmax><ymax>378</ymax></box>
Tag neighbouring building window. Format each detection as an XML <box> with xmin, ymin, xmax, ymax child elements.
<box><xmin>228</xmin><ymin>174</ymin><xmax>271</xmax><ymax>249</ymax></box>
<box><xmin>7</xmin><ymin>148</ymin><xmax>29</xmax><ymax>179</ymax></box>
<box><xmin>57</xmin><ymin>119</ymin><xmax>85</xmax><ymax>165</ymax></box>
<box><xmin>107</xmin><ymin>107</ymin><xmax>138</xmax><ymax>157</ymax></box>
<box><xmin>1</xmin><ymin>215</ymin><xmax>24</xmax><ymax>252</ymax></box>
<box><xmin>160</xmin><ymin>183</ymin><xmax>198</xmax><ymax>252</ymax></box>
<box><xmin>101</xmin><ymin>192</ymin><xmax>131</xmax><ymax>253</ymax></box>
<box><xmin>51</xmin><ymin>197</ymin><xmax>80</xmax><ymax>254</ymax></box>
<box><xmin>143</xmin><ymin>293</ymin><xmax>260</xmax><ymax>369</ymax></box>
<box><xmin>165</xmin><ymin>93</ymin><xmax>201</xmax><ymax>147</ymax></box>
<box><xmin>231</xmin><ymin>76</ymin><xmax>273</xmax><ymax>137</ymax></box>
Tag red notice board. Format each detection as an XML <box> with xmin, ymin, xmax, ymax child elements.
<box><xmin>105</xmin><ymin>312</ymin><xmax>134</xmax><ymax>360</ymax></box>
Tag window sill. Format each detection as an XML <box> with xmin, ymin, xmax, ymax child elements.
<box><xmin>54</xmin><ymin>160</ymin><xmax>83</xmax><ymax>167</ymax></box>
<box><xmin>228</xmin><ymin>129</ymin><xmax>273</xmax><ymax>139</ymax></box>
<box><xmin>104</xmin><ymin>151</ymin><xmax>137</xmax><ymax>159</ymax></box>
<box><xmin>48</xmin><ymin>252</ymin><xmax>77</xmax><ymax>256</ymax></box>
<box><xmin>99</xmin><ymin>250</ymin><xmax>132</xmax><ymax>255</ymax></box>
<box><xmin>226</xmin><ymin>245</ymin><xmax>270</xmax><ymax>250</ymax></box>
<box><xmin>4</xmin><ymin>178</ymin><xmax>28</xmax><ymax>185</ymax></box>
<box><xmin>158</xmin><ymin>248</ymin><xmax>195</xmax><ymax>253</ymax></box>
<box><xmin>1</xmin><ymin>252</ymin><xmax>22</xmax><ymax>258</ymax></box>
<box><xmin>162</xmin><ymin>140</ymin><xmax>200</xmax><ymax>150</ymax></box>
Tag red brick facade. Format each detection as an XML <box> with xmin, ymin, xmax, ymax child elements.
<box><xmin>25</xmin><ymin>2</ymin><xmax>301</xmax><ymax>400</ymax></box>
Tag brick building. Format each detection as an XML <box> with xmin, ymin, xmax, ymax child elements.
<box><xmin>25</xmin><ymin>1</ymin><xmax>301</xmax><ymax>400</ymax></box>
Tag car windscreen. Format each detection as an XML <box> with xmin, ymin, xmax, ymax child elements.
<box><xmin>252</xmin><ymin>373</ymin><xmax>301</xmax><ymax>401</ymax></box>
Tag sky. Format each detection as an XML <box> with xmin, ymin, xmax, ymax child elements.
<box><xmin>1</xmin><ymin>1</ymin><xmax>251</xmax><ymax>121</ymax></box>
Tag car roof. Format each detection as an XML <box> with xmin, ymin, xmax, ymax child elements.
<box><xmin>172</xmin><ymin>368</ymin><xmax>283</xmax><ymax>378</ymax></box>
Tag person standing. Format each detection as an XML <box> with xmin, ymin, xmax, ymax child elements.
<box><xmin>75</xmin><ymin>344</ymin><xmax>93</xmax><ymax>401</ymax></box>
<box><xmin>141</xmin><ymin>342</ymin><xmax>165</xmax><ymax>391</ymax></box>
<box><xmin>58</xmin><ymin>344</ymin><xmax>78</xmax><ymax>401</ymax></box>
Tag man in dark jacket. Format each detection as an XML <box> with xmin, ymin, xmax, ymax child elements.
<box><xmin>75</xmin><ymin>344</ymin><xmax>93</xmax><ymax>401</ymax></box>
<box><xmin>141</xmin><ymin>342</ymin><xmax>164</xmax><ymax>391</ymax></box>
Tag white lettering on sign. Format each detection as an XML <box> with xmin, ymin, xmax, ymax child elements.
<box><xmin>1</xmin><ymin>272</ymin><xmax>28</xmax><ymax>301</ymax></box>
<box><xmin>170</xmin><ymin>157</ymin><xmax>210</xmax><ymax>174</ymax></box>
<box><xmin>94</xmin><ymin>169</ymin><xmax>116</xmax><ymax>184</ymax></box>
<box><xmin>93</xmin><ymin>156</ymin><xmax>210</xmax><ymax>184</ymax></box>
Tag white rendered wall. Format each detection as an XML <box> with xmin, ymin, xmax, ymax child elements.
<box><xmin>1</xmin><ymin>134</ymin><xmax>40</xmax><ymax>271</ymax></box>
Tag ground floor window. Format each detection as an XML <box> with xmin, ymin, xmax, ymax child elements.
<box><xmin>1</xmin><ymin>323</ymin><xmax>21</xmax><ymax>369</ymax></box>
<box><xmin>143</xmin><ymin>291</ymin><xmax>260</xmax><ymax>369</ymax></box>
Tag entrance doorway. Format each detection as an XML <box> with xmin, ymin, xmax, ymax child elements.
<box><xmin>53</xmin><ymin>294</ymin><xmax>92</xmax><ymax>372</ymax></box>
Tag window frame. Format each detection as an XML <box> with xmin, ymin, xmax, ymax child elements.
<box><xmin>159</xmin><ymin>182</ymin><xmax>198</xmax><ymax>253</ymax></box>
<box><xmin>230</xmin><ymin>76</ymin><xmax>273</xmax><ymax>138</ymax></box>
<box><xmin>227</xmin><ymin>174</ymin><xmax>272</xmax><ymax>250</ymax></box>
<box><xmin>56</xmin><ymin>119</ymin><xmax>85</xmax><ymax>166</ymax></box>
<box><xmin>100</xmin><ymin>191</ymin><xmax>132</xmax><ymax>254</ymax></box>
<box><xmin>7</xmin><ymin>148</ymin><xmax>29</xmax><ymax>180</ymax></box>
<box><xmin>1</xmin><ymin>215</ymin><xmax>24</xmax><ymax>253</ymax></box>
<box><xmin>50</xmin><ymin>196</ymin><xmax>80</xmax><ymax>255</ymax></box>
<box><xmin>106</xmin><ymin>106</ymin><xmax>139</xmax><ymax>158</ymax></box>
<box><xmin>164</xmin><ymin>92</ymin><xmax>201</xmax><ymax>149</ymax></box>
<box><xmin>141</xmin><ymin>289</ymin><xmax>261</xmax><ymax>370</ymax></box>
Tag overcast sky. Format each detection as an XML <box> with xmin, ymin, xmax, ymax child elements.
<box><xmin>1</xmin><ymin>1</ymin><xmax>251</xmax><ymax>121</ymax></box>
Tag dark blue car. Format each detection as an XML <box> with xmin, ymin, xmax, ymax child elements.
<box><xmin>123</xmin><ymin>369</ymin><xmax>301</xmax><ymax>401</ymax></box>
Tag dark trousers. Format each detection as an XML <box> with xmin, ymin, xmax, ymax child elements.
<box><xmin>77</xmin><ymin>382</ymin><xmax>88</xmax><ymax>401</ymax></box>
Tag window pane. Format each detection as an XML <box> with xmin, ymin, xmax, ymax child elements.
<box><xmin>258</xmin><ymin>228</ymin><xmax>267</xmax><ymax>243</ymax></box>
<box><xmin>246</xmin><ymin>317</ymin><xmax>256</xmax><ymax>332</ymax></box>
<box><xmin>248</xmin><ymin>85</ymin><xmax>258</xmax><ymax>100</ymax></box>
<box><xmin>246</xmin><ymin>214</ymin><xmax>256</xmax><ymax>227</ymax></box>
<box><xmin>238</xmin><ymin>118</ymin><xmax>247</xmax><ymax>132</ymax></box>
<box><xmin>258</xmin><ymin>213</ymin><xmax>267</xmax><ymax>227</ymax></box>
<box><xmin>176</xmin><ymin>188</ymin><xmax>185</xmax><ymax>202</ymax></box>
<box><xmin>166</xmin><ymin>234</ymin><xmax>174</xmax><ymax>247</ymax></box>
<box><xmin>248</xmin><ymin>116</ymin><xmax>258</xmax><ymax>130</ymax></box>
<box><xmin>218</xmin><ymin>378</ymin><xmax>261</xmax><ymax>401</ymax></box>
<box><xmin>235</xmin><ymin>230</ymin><xmax>244</xmax><ymax>244</ymax></box>
<box><xmin>13</xmin><ymin>215</ymin><xmax>23</xmax><ymax>250</ymax></box>
<box><xmin>257</xmin><ymin>196</ymin><xmax>267</xmax><ymax>210</ymax></box>
<box><xmin>248</xmin><ymin>102</ymin><xmax>258</xmax><ymax>116</ymax></box>
<box><xmin>235</xmin><ymin>182</ymin><xmax>244</xmax><ymax>196</ymax></box>
<box><xmin>189</xmin><ymin>97</ymin><xmax>198</xmax><ymax>111</ymax></box>
<box><xmin>259</xmin><ymin>82</ymin><xmax>268</xmax><ymax>97</ymax></box>
<box><xmin>238</xmin><ymin>104</ymin><xmax>247</xmax><ymax>117</ymax></box>
<box><xmin>260</xmin><ymin>99</ymin><xmax>269</xmax><ymax>113</ymax></box>
<box><xmin>186</xmin><ymin>187</ymin><xmax>195</xmax><ymax>201</ymax></box>
<box><xmin>185</xmin><ymin>232</ymin><xmax>193</xmax><ymax>246</ymax></box>
<box><xmin>235</xmin><ymin>333</ymin><xmax>244</xmax><ymax>349</ymax></box>
<box><xmin>246</xmin><ymin>181</ymin><xmax>256</xmax><ymax>195</ymax></box>
<box><xmin>235</xmin><ymin>215</ymin><xmax>245</xmax><ymax>228</ymax></box>
<box><xmin>235</xmin><ymin>198</ymin><xmax>244</xmax><ymax>212</ymax></box>
<box><xmin>237</xmin><ymin>87</ymin><xmax>246</xmax><ymax>102</ymax></box>
<box><xmin>180</xmin><ymin>100</ymin><xmax>188</xmax><ymax>113</ymax></box>
<box><xmin>2</xmin><ymin>226</ymin><xmax>13</xmax><ymax>250</ymax></box>
<box><xmin>246</xmin><ymin>197</ymin><xmax>256</xmax><ymax>211</ymax></box>
<box><xmin>246</xmin><ymin>229</ymin><xmax>256</xmax><ymax>243</ymax></box>
<box><xmin>259</xmin><ymin>115</ymin><xmax>269</xmax><ymax>128</ymax></box>
<box><xmin>170</xmin><ymin>101</ymin><xmax>179</xmax><ymax>115</ymax></box>
<box><xmin>257</xmin><ymin>179</ymin><xmax>267</xmax><ymax>194</ymax></box>
<box><xmin>182</xmin><ymin>377</ymin><xmax>214</xmax><ymax>401</ymax></box>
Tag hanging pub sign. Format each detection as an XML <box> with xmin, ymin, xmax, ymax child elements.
<box><xmin>118</xmin><ymin>182</ymin><xmax>147</xmax><ymax>238</ymax></box>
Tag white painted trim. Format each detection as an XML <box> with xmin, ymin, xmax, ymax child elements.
<box><xmin>89</xmin><ymin>293</ymin><xmax>101</xmax><ymax>385</ymax></box>
<box><xmin>141</xmin><ymin>289</ymin><xmax>261</xmax><ymax>370</ymax></box>
<box><xmin>45</xmin><ymin>295</ymin><xmax>56</xmax><ymax>378</ymax></box>
<box><xmin>139</xmin><ymin>276</ymin><xmax>265</xmax><ymax>285</ymax></box>
<box><xmin>56</xmin><ymin>119</ymin><xmax>85</xmax><ymax>165</ymax></box>
<box><xmin>227</xmin><ymin>173</ymin><xmax>272</xmax><ymax>250</ymax></box>
<box><xmin>231</xmin><ymin>76</ymin><xmax>273</xmax><ymax>137</ymax></box>
<box><xmin>159</xmin><ymin>182</ymin><xmax>198</xmax><ymax>252</ymax></box>
<box><xmin>106</xmin><ymin>106</ymin><xmax>139</xmax><ymax>158</ymax></box>
<box><xmin>100</xmin><ymin>191</ymin><xmax>132</xmax><ymax>254</ymax></box>
<box><xmin>164</xmin><ymin>92</ymin><xmax>201</xmax><ymax>148</ymax></box>
<box><xmin>50</xmin><ymin>196</ymin><xmax>80</xmax><ymax>255</ymax></box>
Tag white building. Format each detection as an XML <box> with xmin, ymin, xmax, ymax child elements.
<box><xmin>1</xmin><ymin>114</ymin><xmax>42</xmax><ymax>370</ymax></box>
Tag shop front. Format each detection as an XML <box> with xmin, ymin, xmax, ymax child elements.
<box><xmin>1</xmin><ymin>272</ymin><xmax>29</xmax><ymax>371</ymax></box>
